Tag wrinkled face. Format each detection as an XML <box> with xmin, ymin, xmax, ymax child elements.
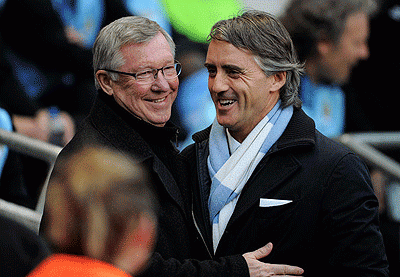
<box><xmin>105</xmin><ymin>32</ymin><xmax>178</xmax><ymax>127</ymax></box>
<box><xmin>205</xmin><ymin>39</ymin><xmax>283</xmax><ymax>142</ymax></box>
<box><xmin>318</xmin><ymin>12</ymin><xmax>370</xmax><ymax>85</ymax></box>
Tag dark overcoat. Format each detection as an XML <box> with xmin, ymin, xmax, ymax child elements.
<box><xmin>183</xmin><ymin>108</ymin><xmax>389</xmax><ymax>276</ymax></box>
<box><xmin>43</xmin><ymin>91</ymin><xmax>249</xmax><ymax>277</ymax></box>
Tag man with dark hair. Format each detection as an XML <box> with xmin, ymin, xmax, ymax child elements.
<box><xmin>183</xmin><ymin>10</ymin><xmax>389</xmax><ymax>276</ymax></box>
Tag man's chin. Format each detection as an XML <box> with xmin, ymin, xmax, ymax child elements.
<box><xmin>147</xmin><ymin>115</ymin><xmax>171</xmax><ymax>127</ymax></box>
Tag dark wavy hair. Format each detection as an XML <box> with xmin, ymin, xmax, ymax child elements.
<box><xmin>208</xmin><ymin>10</ymin><xmax>304</xmax><ymax>108</ymax></box>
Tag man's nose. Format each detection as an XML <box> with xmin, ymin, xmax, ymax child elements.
<box><xmin>153</xmin><ymin>70</ymin><xmax>170</xmax><ymax>91</ymax></box>
<box><xmin>210</xmin><ymin>72</ymin><xmax>229</xmax><ymax>94</ymax></box>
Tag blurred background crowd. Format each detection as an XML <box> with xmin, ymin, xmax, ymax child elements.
<box><xmin>0</xmin><ymin>0</ymin><xmax>398</xmax><ymax>275</ymax></box>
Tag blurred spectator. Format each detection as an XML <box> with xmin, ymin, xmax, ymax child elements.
<box><xmin>0</xmin><ymin>106</ymin><xmax>34</xmax><ymax>208</ymax></box>
<box><xmin>281</xmin><ymin>0</ymin><xmax>377</xmax><ymax>138</ymax></box>
<box><xmin>0</xmin><ymin>107</ymin><xmax>12</xmax><ymax>174</ymax></box>
<box><xmin>0</xmin><ymin>0</ymin><xmax>107</xmax><ymax>124</ymax></box>
<box><xmin>347</xmin><ymin>4</ymin><xmax>400</xmax><ymax>271</ymax></box>
<box><xmin>282</xmin><ymin>1</ymin><xmax>399</xmax><ymax>275</ymax></box>
<box><xmin>32</xmin><ymin>146</ymin><xmax>157</xmax><ymax>276</ymax></box>
<box><xmin>344</xmin><ymin>0</ymin><xmax>400</xmax><ymax>133</ymax></box>
<box><xmin>0</xmin><ymin>1</ymin><xmax>77</xmax><ymax>208</ymax></box>
<box><xmin>0</xmin><ymin>214</ymin><xmax>50</xmax><ymax>277</ymax></box>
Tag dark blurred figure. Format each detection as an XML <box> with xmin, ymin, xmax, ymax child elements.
<box><xmin>343</xmin><ymin>2</ymin><xmax>400</xmax><ymax>275</ymax></box>
<box><xmin>0</xmin><ymin>0</ymin><xmax>116</xmax><ymax>124</ymax></box>
<box><xmin>344</xmin><ymin>0</ymin><xmax>400</xmax><ymax>133</ymax></box>
<box><xmin>0</xmin><ymin>214</ymin><xmax>50</xmax><ymax>277</ymax></box>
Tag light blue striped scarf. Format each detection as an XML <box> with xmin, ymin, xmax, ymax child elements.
<box><xmin>207</xmin><ymin>101</ymin><xmax>293</xmax><ymax>252</ymax></box>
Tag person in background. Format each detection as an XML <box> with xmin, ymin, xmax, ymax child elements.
<box><xmin>283</xmin><ymin>3</ymin><xmax>400</xmax><ymax>275</ymax></box>
<box><xmin>0</xmin><ymin>213</ymin><xmax>50</xmax><ymax>277</ymax></box>
<box><xmin>280</xmin><ymin>0</ymin><xmax>376</xmax><ymax>138</ymax></box>
<box><xmin>342</xmin><ymin>1</ymin><xmax>400</xmax><ymax>274</ymax></box>
<box><xmin>182</xmin><ymin>10</ymin><xmax>388</xmax><ymax>276</ymax></box>
<box><xmin>31</xmin><ymin>146</ymin><xmax>157</xmax><ymax>276</ymax></box>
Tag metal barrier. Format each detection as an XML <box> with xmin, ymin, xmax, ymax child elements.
<box><xmin>338</xmin><ymin>132</ymin><xmax>400</xmax><ymax>222</ymax></box>
<box><xmin>1</xmin><ymin>130</ymin><xmax>399</xmax><ymax>232</ymax></box>
<box><xmin>0</xmin><ymin>129</ymin><xmax>61</xmax><ymax>233</ymax></box>
<box><xmin>338</xmin><ymin>132</ymin><xmax>400</xmax><ymax>180</ymax></box>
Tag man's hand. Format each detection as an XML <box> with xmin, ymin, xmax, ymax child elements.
<box><xmin>243</xmin><ymin>243</ymin><xmax>304</xmax><ymax>277</ymax></box>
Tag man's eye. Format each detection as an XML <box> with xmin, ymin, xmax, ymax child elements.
<box><xmin>207</xmin><ymin>68</ymin><xmax>217</xmax><ymax>77</ymax></box>
<box><xmin>136</xmin><ymin>70</ymin><xmax>153</xmax><ymax>79</ymax></box>
<box><xmin>228</xmin><ymin>70</ymin><xmax>241</xmax><ymax>78</ymax></box>
<box><xmin>163</xmin><ymin>65</ymin><xmax>176</xmax><ymax>76</ymax></box>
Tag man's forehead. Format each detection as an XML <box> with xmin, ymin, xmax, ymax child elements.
<box><xmin>119</xmin><ymin>40</ymin><xmax>174</xmax><ymax>70</ymax></box>
<box><xmin>206</xmin><ymin>40</ymin><xmax>255</xmax><ymax>68</ymax></box>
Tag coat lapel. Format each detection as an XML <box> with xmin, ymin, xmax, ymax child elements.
<box><xmin>224</xmin><ymin>108</ymin><xmax>316</xmax><ymax>230</ymax></box>
<box><xmin>226</xmin><ymin>153</ymin><xmax>301</xmax><ymax>228</ymax></box>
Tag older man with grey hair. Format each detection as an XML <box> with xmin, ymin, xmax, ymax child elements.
<box><xmin>183</xmin><ymin>10</ymin><xmax>389</xmax><ymax>276</ymax></box>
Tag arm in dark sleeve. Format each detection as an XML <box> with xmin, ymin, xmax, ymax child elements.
<box><xmin>322</xmin><ymin>153</ymin><xmax>389</xmax><ymax>277</ymax></box>
<box><xmin>138</xmin><ymin>252</ymin><xmax>249</xmax><ymax>277</ymax></box>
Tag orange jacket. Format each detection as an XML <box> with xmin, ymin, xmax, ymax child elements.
<box><xmin>27</xmin><ymin>254</ymin><xmax>131</xmax><ymax>277</ymax></box>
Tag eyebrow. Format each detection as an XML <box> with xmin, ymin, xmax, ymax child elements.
<box><xmin>204</xmin><ymin>63</ymin><xmax>245</xmax><ymax>73</ymax></box>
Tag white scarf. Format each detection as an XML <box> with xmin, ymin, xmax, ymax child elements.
<box><xmin>207</xmin><ymin>101</ymin><xmax>293</xmax><ymax>252</ymax></box>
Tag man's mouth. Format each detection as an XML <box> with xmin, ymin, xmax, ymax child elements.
<box><xmin>219</xmin><ymin>99</ymin><xmax>237</xmax><ymax>106</ymax></box>
<box><xmin>145</xmin><ymin>96</ymin><xmax>168</xmax><ymax>103</ymax></box>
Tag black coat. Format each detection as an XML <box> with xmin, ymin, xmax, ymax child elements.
<box><xmin>43</xmin><ymin>91</ymin><xmax>249</xmax><ymax>277</ymax></box>
<box><xmin>183</xmin><ymin>108</ymin><xmax>389</xmax><ymax>276</ymax></box>
<box><xmin>0</xmin><ymin>214</ymin><xmax>50</xmax><ymax>277</ymax></box>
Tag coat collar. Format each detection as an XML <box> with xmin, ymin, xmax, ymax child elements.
<box><xmin>193</xmin><ymin>107</ymin><xmax>316</xmax><ymax>152</ymax></box>
<box><xmin>270</xmin><ymin>107</ymin><xmax>316</xmax><ymax>153</ymax></box>
<box><xmin>90</xmin><ymin>90</ymin><xmax>180</xmax><ymax>162</ymax></box>
<box><xmin>89</xmin><ymin>91</ymin><xmax>154</xmax><ymax>163</ymax></box>
<box><xmin>88</xmin><ymin>91</ymin><xmax>186</xmax><ymax>215</ymax></box>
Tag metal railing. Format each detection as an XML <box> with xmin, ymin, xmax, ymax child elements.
<box><xmin>0</xmin><ymin>129</ymin><xmax>61</xmax><ymax>233</ymax></box>
<box><xmin>338</xmin><ymin>132</ymin><xmax>400</xmax><ymax>222</ymax></box>
<box><xmin>1</xmin><ymin>130</ymin><xmax>399</xmax><ymax>233</ymax></box>
<box><xmin>338</xmin><ymin>132</ymin><xmax>400</xmax><ymax>180</ymax></box>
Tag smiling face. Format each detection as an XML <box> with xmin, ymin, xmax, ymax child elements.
<box><xmin>205</xmin><ymin>39</ymin><xmax>285</xmax><ymax>142</ymax></box>
<box><xmin>97</xmin><ymin>32</ymin><xmax>178</xmax><ymax>127</ymax></box>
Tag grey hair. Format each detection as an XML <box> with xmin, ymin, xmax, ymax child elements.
<box><xmin>93</xmin><ymin>16</ymin><xmax>175</xmax><ymax>90</ymax></box>
<box><xmin>280</xmin><ymin>0</ymin><xmax>377</xmax><ymax>62</ymax></box>
<box><xmin>208</xmin><ymin>10</ymin><xmax>304</xmax><ymax>108</ymax></box>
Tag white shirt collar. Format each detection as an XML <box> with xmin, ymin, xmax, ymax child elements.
<box><xmin>226</xmin><ymin>129</ymin><xmax>241</xmax><ymax>155</ymax></box>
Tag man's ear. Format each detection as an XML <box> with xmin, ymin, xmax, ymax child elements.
<box><xmin>113</xmin><ymin>213</ymin><xmax>157</xmax><ymax>276</ymax></box>
<box><xmin>317</xmin><ymin>40</ymin><xmax>334</xmax><ymax>56</ymax></box>
<box><xmin>270</xmin><ymin>71</ymin><xmax>287</xmax><ymax>92</ymax></box>
<box><xmin>96</xmin><ymin>70</ymin><xmax>114</xmax><ymax>96</ymax></box>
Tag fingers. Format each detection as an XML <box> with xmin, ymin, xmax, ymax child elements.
<box><xmin>243</xmin><ymin>242</ymin><xmax>273</xmax><ymax>260</ymax></box>
<box><xmin>243</xmin><ymin>243</ymin><xmax>304</xmax><ymax>276</ymax></box>
<box><xmin>268</xmin><ymin>264</ymin><xmax>304</xmax><ymax>276</ymax></box>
